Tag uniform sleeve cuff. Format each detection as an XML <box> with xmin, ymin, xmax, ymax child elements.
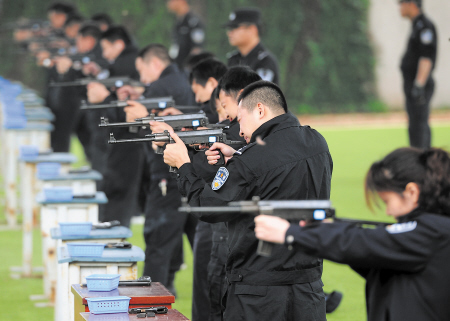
<box><xmin>284</xmin><ymin>225</ymin><xmax>300</xmax><ymax>249</ymax></box>
<box><xmin>177</xmin><ymin>162</ymin><xmax>195</xmax><ymax>178</ymax></box>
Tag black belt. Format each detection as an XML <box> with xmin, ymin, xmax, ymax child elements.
<box><xmin>225</xmin><ymin>266</ymin><xmax>322</xmax><ymax>286</ymax></box>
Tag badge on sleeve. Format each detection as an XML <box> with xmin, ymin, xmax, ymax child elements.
<box><xmin>420</xmin><ymin>29</ymin><xmax>433</xmax><ymax>45</ymax></box>
<box><xmin>212</xmin><ymin>167</ymin><xmax>229</xmax><ymax>191</ymax></box>
<box><xmin>191</xmin><ymin>28</ymin><xmax>205</xmax><ymax>44</ymax></box>
<box><xmin>386</xmin><ymin>221</ymin><xmax>417</xmax><ymax>234</ymax></box>
<box><xmin>256</xmin><ymin>68</ymin><xmax>275</xmax><ymax>82</ymax></box>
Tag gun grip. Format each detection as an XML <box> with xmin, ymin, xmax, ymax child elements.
<box><xmin>257</xmin><ymin>240</ymin><xmax>274</xmax><ymax>257</ymax></box>
<box><xmin>215</xmin><ymin>150</ymin><xmax>225</xmax><ymax>166</ymax></box>
<box><xmin>156</xmin><ymin>145</ymin><xmax>164</xmax><ymax>154</ymax></box>
<box><xmin>169</xmin><ymin>166</ymin><xmax>177</xmax><ymax>173</ymax></box>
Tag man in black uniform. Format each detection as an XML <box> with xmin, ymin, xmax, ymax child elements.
<box><xmin>86</xmin><ymin>26</ymin><xmax>142</xmax><ymax>227</ymax></box>
<box><xmin>399</xmin><ymin>0</ymin><xmax>437</xmax><ymax>149</ymax></box>
<box><xmin>224</xmin><ymin>8</ymin><xmax>280</xmax><ymax>85</ymax></box>
<box><xmin>120</xmin><ymin>44</ymin><xmax>197</xmax><ymax>293</ymax></box>
<box><xmin>162</xmin><ymin>80</ymin><xmax>331</xmax><ymax>321</ymax></box>
<box><xmin>166</xmin><ymin>0</ymin><xmax>205</xmax><ymax>71</ymax></box>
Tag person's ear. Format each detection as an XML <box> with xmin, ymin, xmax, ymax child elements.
<box><xmin>256</xmin><ymin>102</ymin><xmax>265</xmax><ymax>118</ymax></box>
<box><xmin>404</xmin><ymin>182</ymin><xmax>420</xmax><ymax>205</ymax></box>
<box><xmin>206</xmin><ymin>77</ymin><xmax>218</xmax><ymax>89</ymax></box>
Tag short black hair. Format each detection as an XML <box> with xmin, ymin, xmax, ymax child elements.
<box><xmin>184</xmin><ymin>52</ymin><xmax>215</xmax><ymax>72</ymax></box>
<box><xmin>91</xmin><ymin>13</ymin><xmax>113</xmax><ymax>26</ymax></box>
<box><xmin>138</xmin><ymin>44</ymin><xmax>171</xmax><ymax>65</ymax></box>
<box><xmin>78</xmin><ymin>24</ymin><xmax>102</xmax><ymax>40</ymax></box>
<box><xmin>399</xmin><ymin>0</ymin><xmax>422</xmax><ymax>8</ymax></box>
<box><xmin>238</xmin><ymin>80</ymin><xmax>288</xmax><ymax>114</ymax></box>
<box><xmin>47</xmin><ymin>2</ymin><xmax>77</xmax><ymax>15</ymax></box>
<box><xmin>64</xmin><ymin>13</ymin><xmax>84</xmax><ymax>27</ymax></box>
<box><xmin>101</xmin><ymin>25</ymin><xmax>132</xmax><ymax>45</ymax></box>
<box><xmin>189</xmin><ymin>58</ymin><xmax>227</xmax><ymax>86</ymax></box>
<box><xmin>217</xmin><ymin>66</ymin><xmax>261</xmax><ymax>100</ymax></box>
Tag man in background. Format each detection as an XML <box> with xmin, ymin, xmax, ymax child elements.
<box><xmin>399</xmin><ymin>0</ymin><xmax>437</xmax><ymax>149</ymax></box>
<box><xmin>166</xmin><ymin>0</ymin><xmax>205</xmax><ymax>71</ymax></box>
<box><xmin>224</xmin><ymin>8</ymin><xmax>279</xmax><ymax>84</ymax></box>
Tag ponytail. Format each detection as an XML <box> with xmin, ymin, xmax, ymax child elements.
<box><xmin>419</xmin><ymin>149</ymin><xmax>450</xmax><ymax>215</ymax></box>
<box><xmin>365</xmin><ymin>147</ymin><xmax>450</xmax><ymax>216</ymax></box>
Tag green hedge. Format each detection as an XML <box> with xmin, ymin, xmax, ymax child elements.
<box><xmin>0</xmin><ymin>0</ymin><xmax>381</xmax><ymax>113</ymax></box>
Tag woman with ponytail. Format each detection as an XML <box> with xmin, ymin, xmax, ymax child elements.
<box><xmin>254</xmin><ymin>147</ymin><xmax>450</xmax><ymax>321</ymax></box>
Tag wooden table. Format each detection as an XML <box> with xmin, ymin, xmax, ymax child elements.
<box><xmin>80</xmin><ymin>309</ymin><xmax>189</xmax><ymax>320</ymax></box>
<box><xmin>72</xmin><ymin>282</ymin><xmax>175</xmax><ymax>321</ymax></box>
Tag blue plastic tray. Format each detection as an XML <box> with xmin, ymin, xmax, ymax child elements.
<box><xmin>66</xmin><ymin>243</ymin><xmax>105</xmax><ymax>257</ymax></box>
<box><xmin>86</xmin><ymin>296</ymin><xmax>131</xmax><ymax>314</ymax></box>
<box><xmin>43</xmin><ymin>186</ymin><xmax>73</xmax><ymax>202</ymax></box>
<box><xmin>59</xmin><ymin>222</ymin><xmax>92</xmax><ymax>236</ymax></box>
<box><xmin>37</xmin><ymin>162</ymin><xmax>61</xmax><ymax>179</ymax></box>
<box><xmin>19</xmin><ymin>145</ymin><xmax>39</xmax><ymax>160</ymax></box>
<box><xmin>86</xmin><ymin>274</ymin><xmax>121</xmax><ymax>292</ymax></box>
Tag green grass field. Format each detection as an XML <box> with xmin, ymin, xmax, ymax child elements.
<box><xmin>0</xmin><ymin>122</ymin><xmax>449</xmax><ymax>320</ymax></box>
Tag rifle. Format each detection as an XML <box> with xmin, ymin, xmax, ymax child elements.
<box><xmin>99</xmin><ymin>112</ymin><xmax>226</xmax><ymax>132</ymax></box>
<box><xmin>42</xmin><ymin>53</ymin><xmax>95</xmax><ymax>68</ymax></box>
<box><xmin>80</xmin><ymin>97</ymin><xmax>174</xmax><ymax>110</ymax></box>
<box><xmin>179</xmin><ymin>197</ymin><xmax>336</xmax><ymax>257</ymax></box>
<box><xmin>49</xmin><ymin>76</ymin><xmax>144</xmax><ymax>88</ymax></box>
<box><xmin>108</xmin><ymin>129</ymin><xmax>245</xmax><ymax>172</ymax></box>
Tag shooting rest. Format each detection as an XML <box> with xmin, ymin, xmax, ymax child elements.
<box><xmin>56</xmin><ymin>245</ymin><xmax>145</xmax><ymax>321</ymax></box>
<box><xmin>10</xmin><ymin>153</ymin><xmax>76</xmax><ymax>280</ymax></box>
<box><xmin>34</xmin><ymin>191</ymin><xmax>108</xmax><ymax>306</ymax></box>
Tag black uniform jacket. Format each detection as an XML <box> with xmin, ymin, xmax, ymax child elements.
<box><xmin>286</xmin><ymin>209</ymin><xmax>450</xmax><ymax>321</ymax></box>
<box><xmin>177</xmin><ymin>112</ymin><xmax>333</xmax><ymax>285</ymax></box>
<box><xmin>227</xmin><ymin>42</ymin><xmax>280</xmax><ymax>85</ymax></box>
<box><xmin>143</xmin><ymin>64</ymin><xmax>196</xmax><ymax>218</ymax></box>
<box><xmin>170</xmin><ymin>11</ymin><xmax>205</xmax><ymax>69</ymax></box>
<box><xmin>400</xmin><ymin>13</ymin><xmax>437</xmax><ymax>92</ymax></box>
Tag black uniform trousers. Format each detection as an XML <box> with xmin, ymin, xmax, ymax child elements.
<box><xmin>191</xmin><ymin>221</ymin><xmax>213</xmax><ymax>321</ymax></box>
<box><xmin>404</xmin><ymin>79</ymin><xmax>434</xmax><ymax>149</ymax></box>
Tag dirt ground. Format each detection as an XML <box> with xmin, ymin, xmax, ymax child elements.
<box><xmin>298</xmin><ymin>109</ymin><xmax>450</xmax><ymax>128</ymax></box>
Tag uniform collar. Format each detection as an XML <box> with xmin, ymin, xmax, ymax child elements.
<box><xmin>160</xmin><ymin>63</ymin><xmax>179</xmax><ymax>79</ymax></box>
<box><xmin>249</xmin><ymin>113</ymin><xmax>298</xmax><ymax>144</ymax></box>
<box><xmin>240</xmin><ymin>42</ymin><xmax>264</xmax><ymax>59</ymax></box>
<box><xmin>397</xmin><ymin>207</ymin><xmax>422</xmax><ymax>223</ymax></box>
<box><xmin>412</xmin><ymin>13</ymin><xmax>424</xmax><ymax>25</ymax></box>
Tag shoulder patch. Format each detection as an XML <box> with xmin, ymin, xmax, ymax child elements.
<box><xmin>211</xmin><ymin>167</ymin><xmax>229</xmax><ymax>191</ymax></box>
<box><xmin>420</xmin><ymin>29</ymin><xmax>433</xmax><ymax>45</ymax></box>
<box><xmin>257</xmin><ymin>51</ymin><xmax>269</xmax><ymax>61</ymax></box>
<box><xmin>256</xmin><ymin>68</ymin><xmax>275</xmax><ymax>82</ymax></box>
<box><xmin>226</xmin><ymin>50</ymin><xmax>239</xmax><ymax>59</ymax></box>
<box><xmin>190</xmin><ymin>28</ymin><xmax>205</xmax><ymax>44</ymax></box>
<box><xmin>386</xmin><ymin>221</ymin><xmax>417</xmax><ymax>234</ymax></box>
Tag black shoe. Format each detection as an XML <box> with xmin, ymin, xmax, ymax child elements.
<box><xmin>325</xmin><ymin>291</ymin><xmax>343</xmax><ymax>313</ymax></box>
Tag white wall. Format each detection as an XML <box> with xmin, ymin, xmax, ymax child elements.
<box><xmin>369</xmin><ymin>0</ymin><xmax>450</xmax><ymax>108</ymax></box>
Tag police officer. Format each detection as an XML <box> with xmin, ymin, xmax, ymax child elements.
<box><xmin>86</xmin><ymin>26</ymin><xmax>142</xmax><ymax>227</ymax></box>
<box><xmin>120</xmin><ymin>44</ymin><xmax>197</xmax><ymax>293</ymax></box>
<box><xmin>166</xmin><ymin>0</ymin><xmax>205</xmax><ymax>71</ymax></box>
<box><xmin>162</xmin><ymin>80</ymin><xmax>331</xmax><ymax>321</ymax></box>
<box><xmin>224</xmin><ymin>8</ymin><xmax>280</xmax><ymax>85</ymax></box>
<box><xmin>399</xmin><ymin>0</ymin><xmax>437</xmax><ymax>149</ymax></box>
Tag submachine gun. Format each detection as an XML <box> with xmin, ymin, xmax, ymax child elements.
<box><xmin>49</xmin><ymin>76</ymin><xmax>144</xmax><ymax>89</ymax></box>
<box><xmin>179</xmin><ymin>197</ymin><xmax>391</xmax><ymax>257</ymax></box>
<box><xmin>108</xmin><ymin>128</ymin><xmax>244</xmax><ymax>172</ymax></box>
<box><xmin>80</xmin><ymin>97</ymin><xmax>175</xmax><ymax>110</ymax></box>
<box><xmin>99</xmin><ymin>111</ymin><xmax>226</xmax><ymax>132</ymax></box>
